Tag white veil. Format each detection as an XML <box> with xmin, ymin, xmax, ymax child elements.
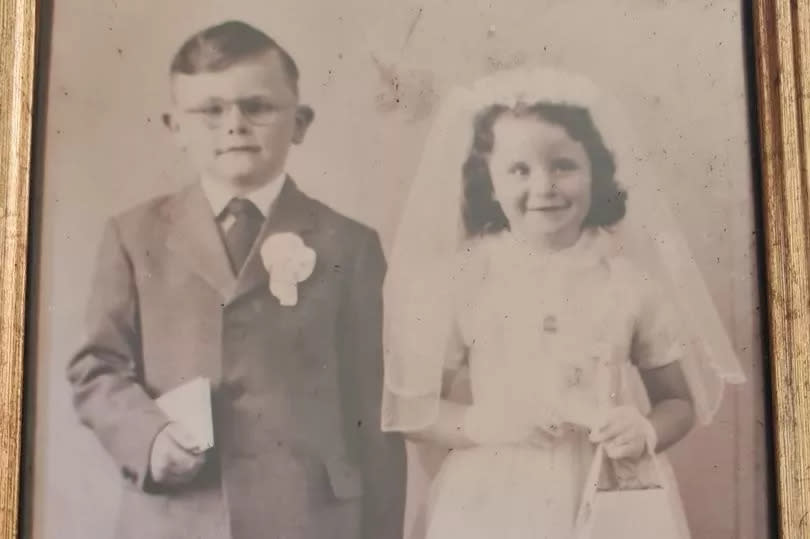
<box><xmin>381</xmin><ymin>67</ymin><xmax>746</xmax><ymax>432</ymax></box>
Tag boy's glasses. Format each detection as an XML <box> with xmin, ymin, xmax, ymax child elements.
<box><xmin>185</xmin><ymin>98</ymin><xmax>292</xmax><ymax>128</ymax></box>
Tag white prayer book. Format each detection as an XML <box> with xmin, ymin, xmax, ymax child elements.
<box><xmin>155</xmin><ymin>377</ymin><xmax>214</xmax><ymax>451</ymax></box>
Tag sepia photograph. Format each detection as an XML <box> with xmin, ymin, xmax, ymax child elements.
<box><xmin>10</xmin><ymin>0</ymin><xmax>779</xmax><ymax>538</ymax></box>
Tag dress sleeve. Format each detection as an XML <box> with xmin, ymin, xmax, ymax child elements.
<box><xmin>629</xmin><ymin>273</ymin><xmax>688</xmax><ymax>371</ymax></box>
<box><xmin>381</xmin><ymin>254</ymin><xmax>471</xmax><ymax>433</ymax></box>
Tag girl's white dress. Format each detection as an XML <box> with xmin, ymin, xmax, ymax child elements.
<box><xmin>384</xmin><ymin>229</ymin><xmax>692</xmax><ymax>539</ymax></box>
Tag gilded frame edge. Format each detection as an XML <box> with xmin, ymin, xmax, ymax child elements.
<box><xmin>0</xmin><ymin>0</ymin><xmax>36</xmax><ymax>538</ymax></box>
<box><xmin>0</xmin><ymin>1</ymin><xmax>808</xmax><ymax>537</ymax></box>
<box><xmin>753</xmin><ymin>1</ymin><xmax>810</xmax><ymax>538</ymax></box>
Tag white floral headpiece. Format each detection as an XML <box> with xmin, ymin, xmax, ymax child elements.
<box><xmin>454</xmin><ymin>67</ymin><xmax>646</xmax><ymax>184</ymax></box>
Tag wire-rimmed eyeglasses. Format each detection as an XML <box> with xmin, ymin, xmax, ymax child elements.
<box><xmin>184</xmin><ymin>97</ymin><xmax>293</xmax><ymax>128</ymax></box>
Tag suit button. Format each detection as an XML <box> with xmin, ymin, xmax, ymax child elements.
<box><xmin>121</xmin><ymin>466</ymin><xmax>137</xmax><ymax>483</ymax></box>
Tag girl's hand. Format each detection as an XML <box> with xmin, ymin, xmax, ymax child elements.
<box><xmin>463</xmin><ymin>404</ymin><xmax>534</xmax><ymax>446</ymax></box>
<box><xmin>533</xmin><ymin>406</ymin><xmax>569</xmax><ymax>438</ymax></box>
<box><xmin>521</xmin><ymin>406</ymin><xmax>577</xmax><ymax>448</ymax></box>
<box><xmin>463</xmin><ymin>404</ymin><xmax>561</xmax><ymax>447</ymax></box>
<box><xmin>589</xmin><ymin>406</ymin><xmax>657</xmax><ymax>460</ymax></box>
<box><xmin>462</xmin><ymin>403</ymin><xmax>576</xmax><ymax>448</ymax></box>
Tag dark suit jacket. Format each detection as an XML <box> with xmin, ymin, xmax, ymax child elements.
<box><xmin>67</xmin><ymin>179</ymin><xmax>406</xmax><ymax>539</ymax></box>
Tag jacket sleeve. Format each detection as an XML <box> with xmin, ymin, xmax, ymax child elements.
<box><xmin>66</xmin><ymin>219</ymin><xmax>170</xmax><ymax>490</ymax></box>
<box><xmin>338</xmin><ymin>229</ymin><xmax>407</xmax><ymax>539</ymax></box>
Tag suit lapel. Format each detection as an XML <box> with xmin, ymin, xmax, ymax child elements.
<box><xmin>165</xmin><ymin>183</ymin><xmax>236</xmax><ymax>299</ymax></box>
<box><xmin>229</xmin><ymin>178</ymin><xmax>318</xmax><ymax>304</ymax></box>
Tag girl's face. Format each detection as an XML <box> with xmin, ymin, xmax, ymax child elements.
<box><xmin>488</xmin><ymin>114</ymin><xmax>592</xmax><ymax>249</ymax></box>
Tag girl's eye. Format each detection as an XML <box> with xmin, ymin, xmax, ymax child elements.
<box><xmin>508</xmin><ymin>162</ymin><xmax>531</xmax><ymax>177</ymax></box>
<box><xmin>550</xmin><ymin>157</ymin><xmax>579</xmax><ymax>173</ymax></box>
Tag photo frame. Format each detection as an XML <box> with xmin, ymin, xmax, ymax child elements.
<box><xmin>0</xmin><ymin>1</ymin><xmax>808</xmax><ymax>537</ymax></box>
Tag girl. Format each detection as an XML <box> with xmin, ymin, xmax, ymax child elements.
<box><xmin>382</xmin><ymin>68</ymin><xmax>745</xmax><ymax>539</ymax></box>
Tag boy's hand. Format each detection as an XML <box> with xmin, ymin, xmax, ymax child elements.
<box><xmin>149</xmin><ymin>422</ymin><xmax>206</xmax><ymax>486</ymax></box>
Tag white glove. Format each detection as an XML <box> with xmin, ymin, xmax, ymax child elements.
<box><xmin>463</xmin><ymin>404</ymin><xmax>567</xmax><ymax>448</ymax></box>
<box><xmin>589</xmin><ymin>405</ymin><xmax>657</xmax><ymax>460</ymax></box>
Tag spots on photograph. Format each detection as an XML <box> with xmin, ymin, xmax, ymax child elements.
<box><xmin>371</xmin><ymin>54</ymin><xmax>437</xmax><ymax>122</ymax></box>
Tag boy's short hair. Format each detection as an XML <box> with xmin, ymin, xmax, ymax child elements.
<box><xmin>170</xmin><ymin>20</ymin><xmax>300</xmax><ymax>94</ymax></box>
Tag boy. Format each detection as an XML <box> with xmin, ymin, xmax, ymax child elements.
<box><xmin>67</xmin><ymin>20</ymin><xmax>406</xmax><ymax>539</ymax></box>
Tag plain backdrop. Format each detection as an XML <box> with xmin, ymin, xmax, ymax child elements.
<box><xmin>30</xmin><ymin>1</ymin><xmax>769</xmax><ymax>537</ymax></box>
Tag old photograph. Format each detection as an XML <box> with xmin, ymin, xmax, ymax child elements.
<box><xmin>25</xmin><ymin>1</ymin><xmax>770</xmax><ymax>538</ymax></box>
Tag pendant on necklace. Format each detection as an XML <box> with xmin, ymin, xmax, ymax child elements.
<box><xmin>542</xmin><ymin>314</ymin><xmax>558</xmax><ymax>334</ymax></box>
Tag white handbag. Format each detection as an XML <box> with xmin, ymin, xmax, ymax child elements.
<box><xmin>573</xmin><ymin>444</ymin><xmax>687</xmax><ymax>539</ymax></box>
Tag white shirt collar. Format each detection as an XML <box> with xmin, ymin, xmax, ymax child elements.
<box><xmin>201</xmin><ymin>172</ymin><xmax>287</xmax><ymax>219</ymax></box>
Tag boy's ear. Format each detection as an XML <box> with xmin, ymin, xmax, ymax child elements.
<box><xmin>163</xmin><ymin>111</ymin><xmax>188</xmax><ymax>152</ymax></box>
<box><xmin>162</xmin><ymin>112</ymin><xmax>179</xmax><ymax>133</ymax></box>
<box><xmin>291</xmin><ymin>105</ymin><xmax>315</xmax><ymax>145</ymax></box>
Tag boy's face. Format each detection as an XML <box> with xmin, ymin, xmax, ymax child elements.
<box><xmin>166</xmin><ymin>50</ymin><xmax>312</xmax><ymax>192</ymax></box>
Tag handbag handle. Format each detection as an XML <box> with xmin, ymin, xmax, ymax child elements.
<box><xmin>573</xmin><ymin>443</ymin><xmax>607</xmax><ymax>536</ymax></box>
<box><xmin>589</xmin><ymin>356</ymin><xmax>666</xmax><ymax>490</ymax></box>
<box><xmin>574</xmin><ymin>441</ymin><xmax>667</xmax><ymax>536</ymax></box>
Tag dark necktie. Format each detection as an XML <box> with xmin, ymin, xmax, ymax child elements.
<box><xmin>222</xmin><ymin>197</ymin><xmax>264</xmax><ymax>274</ymax></box>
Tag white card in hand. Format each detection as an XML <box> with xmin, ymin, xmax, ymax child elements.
<box><xmin>155</xmin><ymin>377</ymin><xmax>214</xmax><ymax>451</ymax></box>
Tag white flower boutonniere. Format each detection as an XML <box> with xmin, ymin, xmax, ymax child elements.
<box><xmin>260</xmin><ymin>233</ymin><xmax>317</xmax><ymax>306</ymax></box>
